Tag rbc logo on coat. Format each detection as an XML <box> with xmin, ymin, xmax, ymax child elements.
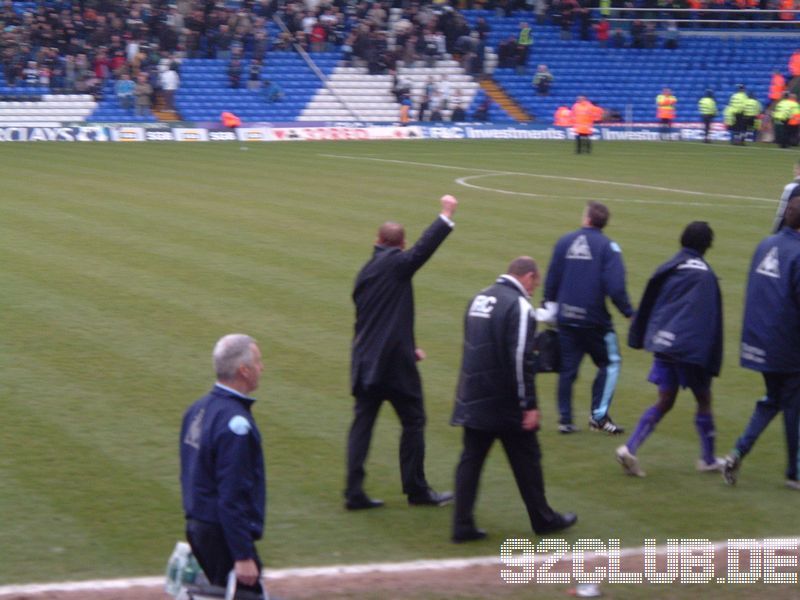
<box><xmin>469</xmin><ymin>295</ymin><xmax>496</xmax><ymax>319</ymax></box>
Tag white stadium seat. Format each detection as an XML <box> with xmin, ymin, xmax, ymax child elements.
<box><xmin>301</xmin><ymin>62</ymin><xmax>479</xmax><ymax>123</ymax></box>
<box><xmin>0</xmin><ymin>94</ymin><xmax>97</xmax><ymax>125</ymax></box>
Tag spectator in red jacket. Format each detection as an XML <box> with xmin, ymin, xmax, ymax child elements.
<box><xmin>595</xmin><ymin>19</ymin><xmax>610</xmax><ymax>47</ymax></box>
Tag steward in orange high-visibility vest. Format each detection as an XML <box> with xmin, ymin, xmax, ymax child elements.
<box><xmin>790</xmin><ymin>50</ymin><xmax>800</xmax><ymax>78</ymax></box>
<box><xmin>656</xmin><ymin>87</ymin><xmax>677</xmax><ymax>140</ymax></box>
<box><xmin>769</xmin><ymin>72</ymin><xmax>786</xmax><ymax>104</ymax></box>
<box><xmin>221</xmin><ymin>111</ymin><xmax>242</xmax><ymax>128</ymax></box>
<box><xmin>571</xmin><ymin>96</ymin><xmax>598</xmax><ymax>154</ymax></box>
<box><xmin>554</xmin><ymin>105</ymin><xmax>573</xmax><ymax>127</ymax></box>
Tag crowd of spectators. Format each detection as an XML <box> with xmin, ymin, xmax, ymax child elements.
<box><xmin>0</xmin><ymin>0</ymin><xmax>794</xmax><ymax>114</ymax></box>
<box><xmin>0</xmin><ymin>0</ymin><xmax>195</xmax><ymax>111</ymax></box>
<box><xmin>0</xmin><ymin>0</ymin><xmax>493</xmax><ymax>107</ymax></box>
<box><xmin>316</xmin><ymin>2</ymin><xmax>491</xmax><ymax>76</ymax></box>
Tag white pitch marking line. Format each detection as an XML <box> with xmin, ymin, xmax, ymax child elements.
<box><xmin>0</xmin><ymin>577</ymin><xmax>165</xmax><ymax>596</ymax></box>
<box><xmin>671</xmin><ymin>140</ymin><xmax>793</xmax><ymax>154</ymax></box>
<box><xmin>0</xmin><ymin>540</ymin><xmax>737</xmax><ymax>595</ymax></box>
<box><xmin>455</xmin><ymin>174</ymin><xmax>766</xmax><ymax>209</ymax></box>
<box><xmin>319</xmin><ymin>154</ymin><xmax>775</xmax><ymax>203</ymax></box>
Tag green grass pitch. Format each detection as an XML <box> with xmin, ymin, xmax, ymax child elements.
<box><xmin>0</xmin><ymin>139</ymin><xmax>794</xmax><ymax>587</ymax></box>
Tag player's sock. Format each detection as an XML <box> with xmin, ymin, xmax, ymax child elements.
<box><xmin>695</xmin><ymin>412</ymin><xmax>716</xmax><ymax>465</ymax></box>
<box><xmin>626</xmin><ymin>406</ymin><xmax>664</xmax><ymax>454</ymax></box>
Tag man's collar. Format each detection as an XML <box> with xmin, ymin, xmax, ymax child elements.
<box><xmin>497</xmin><ymin>274</ymin><xmax>529</xmax><ymax>298</ymax></box>
<box><xmin>780</xmin><ymin>227</ymin><xmax>800</xmax><ymax>239</ymax></box>
<box><xmin>214</xmin><ymin>382</ymin><xmax>256</xmax><ymax>402</ymax></box>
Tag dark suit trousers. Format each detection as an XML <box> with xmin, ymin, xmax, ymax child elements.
<box><xmin>453</xmin><ymin>427</ymin><xmax>559</xmax><ymax>535</ymax></box>
<box><xmin>345</xmin><ymin>393</ymin><xmax>428</xmax><ymax>499</ymax></box>
<box><xmin>186</xmin><ymin>519</ymin><xmax>264</xmax><ymax>596</ymax></box>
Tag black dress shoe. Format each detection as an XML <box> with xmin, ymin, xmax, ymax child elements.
<box><xmin>345</xmin><ymin>496</ymin><xmax>385</xmax><ymax>511</ymax></box>
<box><xmin>452</xmin><ymin>528</ymin><xmax>488</xmax><ymax>543</ymax></box>
<box><xmin>536</xmin><ymin>512</ymin><xmax>578</xmax><ymax>535</ymax></box>
<box><xmin>408</xmin><ymin>489</ymin><xmax>454</xmax><ymax>506</ymax></box>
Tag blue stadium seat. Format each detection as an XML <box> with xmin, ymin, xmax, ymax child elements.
<box><xmin>86</xmin><ymin>49</ymin><xmax>341</xmax><ymax>122</ymax></box>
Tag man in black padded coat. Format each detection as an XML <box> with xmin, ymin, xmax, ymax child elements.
<box><xmin>451</xmin><ymin>257</ymin><xmax>577</xmax><ymax>542</ymax></box>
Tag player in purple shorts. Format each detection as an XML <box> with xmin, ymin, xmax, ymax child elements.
<box><xmin>648</xmin><ymin>358</ymin><xmax>712</xmax><ymax>395</ymax></box>
<box><xmin>617</xmin><ymin>222</ymin><xmax>724</xmax><ymax>477</ymax></box>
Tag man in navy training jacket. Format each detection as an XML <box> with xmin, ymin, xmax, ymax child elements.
<box><xmin>180</xmin><ymin>333</ymin><xmax>267</xmax><ymax>594</ymax></box>
<box><xmin>544</xmin><ymin>201</ymin><xmax>634</xmax><ymax>435</ymax></box>
<box><xmin>724</xmin><ymin>196</ymin><xmax>800</xmax><ymax>489</ymax></box>
<box><xmin>617</xmin><ymin>222</ymin><xmax>724</xmax><ymax>477</ymax></box>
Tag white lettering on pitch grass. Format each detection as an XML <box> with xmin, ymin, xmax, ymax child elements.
<box><xmin>500</xmin><ymin>538</ymin><xmax>799</xmax><ymax>584</ymax></box>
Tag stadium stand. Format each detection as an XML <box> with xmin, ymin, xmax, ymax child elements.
<box><xmin>0</xmin><ymin>0</ymin><xmax>797</xmax><ymax>126</ymax></box>
<box><xmin>174</xmin><ymin>52</ymin><xmax>338</xmax><ymax>123</ymax></box>
<box><xmin>301</xmin><ymin>60</ymin><xmax>480</xmax><ymax>122</ymax></box>
<box><xmin>465</xmin><ymin>10</ymin><xmax>799</xmax><ymax>123</ymax></box>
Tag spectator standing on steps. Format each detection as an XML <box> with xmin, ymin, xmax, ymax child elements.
<box><xmin>134</xmin><ymin>71</ymin><xmax>152</xmax><ymax>117</ymax></box>
<box><xmin>516</xmin><ymin>21</ymin><xmax>532</xmax><ymax>74</ymax></box>
<box><xmin>115</xmin><ymin>72</ymin><xmax>135</xmax><ymax>111</ymax></box>
<box><xmin>160</xmin><ymin>61</ymin><xmax>180</xmax><ymax>112</ymax></box>
<box><xmin>247</xmin><ymin>59</ymin><xmax>262</xmax><ymax>91</ymax></box>
<box><xmin>532</xmin><ymin>64</ymin><xmax>553</xmax><ymax>95</ymax></box>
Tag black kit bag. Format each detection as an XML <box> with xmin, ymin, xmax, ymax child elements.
<box><xmin>533</xmin><ymin>328</ymin><xmax>561</xmax><ymax>373</ymax></box>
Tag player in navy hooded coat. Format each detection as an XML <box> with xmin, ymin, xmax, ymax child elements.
<box><xmin>544</xmin><ymin>201</ymin><xmax>634</xmax><ymax>434</ymax></box>
<box><xmin>616</xmin><ymin>223</ymin><xmax>723</xmax><ymax>477</ymax></box>
<box><xmin>724</xmin><ymin>196</ymin><xmax>800</xmax><ymax>488</ymax></box>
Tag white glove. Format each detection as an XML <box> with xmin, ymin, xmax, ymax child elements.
<box><xmin>534</xmin><ymin>301</ymin><xmax>558</xmax><ymax>324</ymax></box>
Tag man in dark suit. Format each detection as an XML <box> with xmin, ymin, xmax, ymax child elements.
<box><xmin>451</xmin><ymin>257</ymin><xmax>577</xmax><ymax>542</ymax></box>
<box><xmin>345</xmin><ymin>194</ymin><xmax>458</xmax><ymax>510</ymax></box>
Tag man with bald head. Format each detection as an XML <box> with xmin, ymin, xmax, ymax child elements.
<box><xmin>345</xmin><ymin>194</ymin><xmax>458</xmax><ymax>510</ymax></box>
